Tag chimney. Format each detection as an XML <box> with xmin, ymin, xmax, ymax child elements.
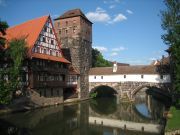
<box><xmin>113</xmin><ymin>61</ymin><xmax>117</xmax><ymax>72</ymax></box>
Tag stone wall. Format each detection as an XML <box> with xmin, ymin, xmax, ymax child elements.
<box><xmin>89</xmin><ymin>82</ymin><xmax>171</xmax><ymax>100</ymax></box>
<box><xmin>28</xmin><ymin>88</ymin><xmax>63</xmax><ymax>107</ymax></box>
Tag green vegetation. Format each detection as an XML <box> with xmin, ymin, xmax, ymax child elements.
<box><xmin>161</xmin><ymin>0</ymin><xmax>180</xmax><ymax>104</ymax></box>
<box><xmin>0</xmin><ymin>37</ymin><xmax>27</xmax><ymax>104</ymax></box>
<box><xmin>92</xmin><ymin>48</ymin><xmax>112</xmax><ymax>67</ymax></box>
<box><xmin>89</xmin><ymin>92</ymin><xmax>97</xmax><ymax>98</ymax></box>
<box><xmin>166</xmin><ymin>106</ymin><xmax>180</xmax><ymax>131</ymax></box>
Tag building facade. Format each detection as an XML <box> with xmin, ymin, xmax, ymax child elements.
<box><xmin>5</xmin><ymin>15</ymin><xmax>76</xmax><ymax>106</ymax></box>
<box><xmin>54</xmin><ymin>9</ymin><xmax>92</xmax><ymax>99</ymax></box>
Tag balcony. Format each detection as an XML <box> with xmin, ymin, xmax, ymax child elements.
<box><xmin>32</xmin><ymin>80</ymin><xmax>67</xmax><ymax>88</ymax></box>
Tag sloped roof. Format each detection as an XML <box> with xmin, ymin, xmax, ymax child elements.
<box><xmin>54</xmin><ymin>9</ymin><xmax>92</xmax><ymax>24</ymax></box>
<box><xmin>6</xmin><ymin>15</ymin><xmax>49</xmax><ymax>53</ymax></box>
<box><xmin>5</xmin><ymin>15</ymin><xmax>70</xmax><ymax>63</ymax></box>
<box><xmin>89</xmin><ymin>65</ymin><xmax>164</xmax><ymax>75</ymax></box>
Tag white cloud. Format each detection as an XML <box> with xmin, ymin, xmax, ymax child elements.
<box><xmin>113</xmin><ymin>13</ymin><xmax>127</xmax><ymax>22</ymax></box>
<box><xmin>51</xmin><ymin>14</ymin><xmax>58</xmax><ymax>19</ymax></box>
<box><xmin>111</xmin><ymin>52</ymin><xmax>118</xmax><ymax>56</ymax></box>
<box><xmin>126</xmin><ymin>9</ymin><xmax>133</xmax><ymax>14</ymax></box>
<box><xmin>112</xmin><ymin>46</ymin><xmax>127</xmax><ymax>51</ymax></box>
<box><xmin>86</xmin><ymin>7</ymin><xmax>111</xmax><ymax>23</ymax></box>
<box><xmin>109</xmin><ymin>5</ymin><xmax>116</xmax><ymax>9</ymax></box>
<box><xmin>93</xmin><ymin>46</ymin><xmax>108</xmax><ymax>52</ymax></box>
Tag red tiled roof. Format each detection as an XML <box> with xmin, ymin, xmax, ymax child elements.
<box><xmin>6</xmin><ymin>15</ymin><xmax>49</xmax><ymax>52</ymax></box>
<box><xmin>54</xmin><ymin>9</ymin><xmax>92</xmax><ymax>24</ymax></box>
<box><xmin>5</xmin><ymin>15</ymin><xmax>70</xmax><ymax>63</ymax></box>
<box><xmin>31</xmin><ymin>53</ymin><xmax>70</xmax><ymax>63</ymax></box>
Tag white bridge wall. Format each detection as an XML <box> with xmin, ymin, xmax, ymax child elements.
<box><xmin>89</xmin><ymin>74</ymin><xmax>171</xmax><ymax>83</ymax></box>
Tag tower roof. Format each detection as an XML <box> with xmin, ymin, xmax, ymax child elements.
<box><xmin>54</xmin><ymin>9</ymin><xmax>92</xmax><ymax>24</ymax></box>
<box><xmin>5</xmin><ymin>15</ymin><xmax>70</xmax><ymax>63</ymax></box>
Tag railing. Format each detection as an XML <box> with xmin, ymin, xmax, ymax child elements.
<box><xmin>32</xmin><ymin>81</ymin><xmax>67</xmax><ymax>88</ymax></box>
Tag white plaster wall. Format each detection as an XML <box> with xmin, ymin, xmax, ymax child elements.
<box><xmin>89</xmin><ymin>74</ymin><xmax>171</xmax><ymax>83</ymax></box>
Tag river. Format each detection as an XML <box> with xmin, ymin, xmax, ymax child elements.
<box><xmin>0</xmin><ymin>94</ymin><xmax>166</xmax><ymax>135</ymax></box>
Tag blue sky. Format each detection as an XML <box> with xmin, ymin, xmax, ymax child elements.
<box><xmin>0</xmin><ymin>0</ymin><xmax>168</xmax><ymax>65</ymax></box>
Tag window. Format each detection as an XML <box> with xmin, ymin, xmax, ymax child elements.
<box><xmin>51</xmin><ymin>40</ymin><xmax>54</xmax><ymax>45</ymax></box>
<box><xmin>65</xmin><ymin>29</ymin><xmax>68</xmax><ymax>35</ymax></box>
<box><xmin>160</xmin><ymin>75</ymin><xmax>164</xmax><ymax>80</ymax></box>
<box><xmin>50</xmin><ymin>29</ymin><xmax>53</xmax><ymax>34</ymax></box>
<box><xmin>101</xmin><ymin>76</ymin><xmax>103</xmax><ymax>79</ymax></box>
<box><xmin>50</xmin><ymin>50</ymin><xmax>52</xmax><ymax>55</ymax></box>
<box><xmin>44</xmin><ymin>27</ymin><xmax>47</xmax><ymax>32</ymax></box>
<box><xmin>66</xmin><ymin>21</ymin><xmax>68</xmax><ymax>26</ymax></box>
<box><xmin>59</xmin><ymin>30</ymin><xmax>61</xmax><ymax>35</ymax></box>
<box><xmin>73</xmin><ymin>26</ymin><xmax>76</xmax><ymax>33</ymax></box>
<box><xmin>124</xmin><ymin>75</ymin><xmax>126</xmax><ymax>78</ymax></box>
<box><xmin>56</xmin><ymin>52</ymin><xmax>58</xmax><ymax>56</ymax></box>
<box><xmin>94</xmin><ymin>76</ymin><xmax>96</xmax><ymax>79</ymax></box>
<box><xmin>42</xmin><ymin>37</ymin><xmax>46</xmax><ymax>42</ymax></box>
<box><xmin>58</xmin><ymin>22</ymin><xmax>60</xmax><ymax>27</ymax></box>
<box><xmin>37</xmin><ymin>47</ymin><xmax>40</xmax><ymax>53</ymax></box>
<box><xmin>44</xmin><ymin>49</ymin><xmax>47</xmax><ymax>54</ymax></box>
<box><xmin>141</xmin><ymin>75</ymin><xmax>144</xmax><ymax>79</ymax></box>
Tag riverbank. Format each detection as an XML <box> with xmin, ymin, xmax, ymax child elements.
<box><xmin>0</xmin><ymin>97</ymin><xmax>90</xmax><ymax>115</ymax></box>
<box><xmin>165</xmin><ymin>106</ymin><xmax>180</xmax><ymax>135</ymax></box>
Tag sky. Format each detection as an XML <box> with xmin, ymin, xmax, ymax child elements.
<box><xmin>0</xmin><ymin>0</ymin><xmax>168</xmax><ymax>65</ymax></box>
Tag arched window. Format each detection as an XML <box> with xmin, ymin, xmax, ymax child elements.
<box><xmin>50</xmin><ymin>50</ymin><xmax>52</xmax><ymax>55</ymax></box>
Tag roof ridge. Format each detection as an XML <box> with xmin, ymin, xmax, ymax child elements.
<box><xmin>9</xmin><ymin>15</ymin><xmax>49</xmax><ymax>29</ymax></box>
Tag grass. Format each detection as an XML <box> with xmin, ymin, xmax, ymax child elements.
<box><xmin>166</xmin><ymin>106</ymin><xmax>180</xmax><ymax>131</ymax></box>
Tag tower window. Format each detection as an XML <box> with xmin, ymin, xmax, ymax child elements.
<box><xmin>50</xmin><ymin>50</ymin><xmax>52</xmax><ymax>55</ymax></box>
<box><xmin>101</xmin><ymin>76</ymin><xmax>103</xmax><ymax>79</ymax></box>
<box><xmin>124</xmin><ymin>75</ymin><xmax>126</xmax><ymax>78</ymax></box>
<box><xmin>66</xmin><ymin>21</ymin><xmax>68</xmax><ymax>26</ymax></box>
<box><xmin>58</xmin><ymin>22</ymin><xmax>60</xmax><ymax>27</ymax></box>
<box><xmin>94</xmin><ymin>76</ymin><xmax>96</xmax><ymax>79</ymax></box>
<box><xmin>65</xmin><ymin>29</ymin><xmax>68</xmax><ymax>35</ymax></box>
<box><xmin>141</xmin><ymin>75</ymin><xmax>144</xmax><ymax>79</ymax></box>
<box><xmin>59</xmin><ymin>30</ymin><xmax>61</xmax><ymax>35</ymax></box>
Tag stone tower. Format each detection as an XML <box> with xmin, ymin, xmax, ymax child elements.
<box><xmin>54</xmin><ymin>9</ymin><xmax>92</xmax><ymax>99</ymax></box>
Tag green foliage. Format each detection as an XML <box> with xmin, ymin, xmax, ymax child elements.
<box><xmin>0</xmin><ymin>38</ymin><xmax>27</xmax><ymax>104</ymax></box>
<box><xmin>89</xmin><ymin>92</ymin><xmax>97</xmax><ymax>98</ymax></box>
<box><xmin>161</xmin><ymin>0</ymin><xmax>180</xmax><ymax>94</ymax></box>
<box><xmin>0</xmin><ymin>19</ymin><xmax>8</xmax><ymax>59</ymax></box>
<box><xmin>166</xmin><ymin>106</ymin><xmax>180</xmax><ymax>131</ymax></box>
<box><xmin>92</xmin><ymin>48</ymin><xmax>112</xmax><ymax>67</ymax></box>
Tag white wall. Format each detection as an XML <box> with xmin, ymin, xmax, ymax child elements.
<box><xmin>89</xmin><ymin>74</ymin><xmax>171</xmax><ymax>83</ymax></box>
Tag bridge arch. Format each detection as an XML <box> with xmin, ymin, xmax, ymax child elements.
<box><xmin>90</xmin><ymin>84</ymin><xmax>118</xmax><ymax>97</ymax></box>
<box><xmin>131</xmin><ymin>83</ymin><xmax>160</xmax><ymax>98</ymax></box>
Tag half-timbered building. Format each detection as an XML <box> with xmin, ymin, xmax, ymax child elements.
<box><xmin>5</xmin><ymin>15</ymin><xmax>78</xmax><ymax>106</ymax></box>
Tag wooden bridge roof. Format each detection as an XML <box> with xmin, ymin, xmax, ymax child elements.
<box><xmin>89</xmin><ymin>65</ymin><xmax>167</xmax><ymax>75</ymax></box>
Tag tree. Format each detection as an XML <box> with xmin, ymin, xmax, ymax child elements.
<box><xmin>161</xmin><ymin>0</ymin><xmax>180</xmax><ymax>103</ymax></box>
<box><xmin>92</xmin><ymin>48</ymin><xmax>112</xmax><ymax>67</ymax></box>
<box><xmin>0</xmin><ymin>38</ymin><xmax>27</xmax><ymax>104</ymax></box>
<box><xmin>0</xmin><ymin>20</ymin><xmax>9</xmax><ymax>54</ymax></box>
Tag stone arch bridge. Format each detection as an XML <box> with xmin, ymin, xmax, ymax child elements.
<box><xmin>89</xmin><ymin>82</ymin><xmax>171</xmax><ymax>100</ymax></box>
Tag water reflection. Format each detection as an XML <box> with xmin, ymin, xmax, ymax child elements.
<box><xmin>0</xmin><ymin>95</ymin><xmax>165</xmax><ymax>135</ymax></box>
